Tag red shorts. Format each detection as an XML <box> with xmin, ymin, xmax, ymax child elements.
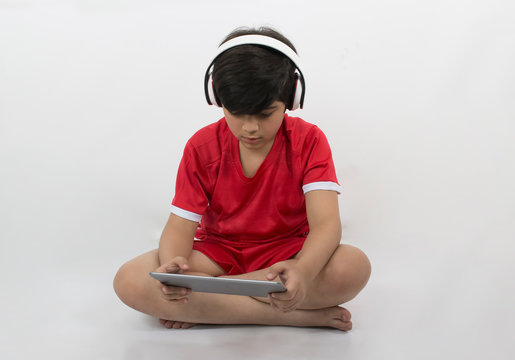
<box><xmin>192</xmin><ymin>236</ymin><xmax>306</xmax><ymax>275</ymax></box>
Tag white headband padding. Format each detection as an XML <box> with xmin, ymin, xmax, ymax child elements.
<box><xmin>214</xmin><ymin>35</ymin><xmax>303</xmax><ymax>74</ymax></box>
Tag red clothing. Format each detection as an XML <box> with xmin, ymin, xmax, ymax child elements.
<box><xmin>171</xmin><ymin>114</ymin><xmax>341</xmax><ymax>274</ymax></box>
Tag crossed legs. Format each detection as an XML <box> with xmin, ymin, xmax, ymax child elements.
<box><xmin>113</xmin><ymin>244</ymin><xmax>371</xmax><ymax>330</ymax></box>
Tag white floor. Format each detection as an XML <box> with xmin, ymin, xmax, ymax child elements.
<box><xmin>1</xmin><ymin>228</ymin><xmax>513</xmax><ymax>360</ymax></box>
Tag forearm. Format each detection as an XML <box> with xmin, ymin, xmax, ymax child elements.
<box><xmin>295</xmin><ymin>219</ymin><xmax>341</xmax><ymax>281</ymax></box>
<box><xmin>158</xmin><ymin>213</ymin><xmax>198</xmax><ymax>265</ymax></box>
<box><xmin>158</xmin><ymin>236</ymin><xmax>193</xmax><ymax>265</ymax></box>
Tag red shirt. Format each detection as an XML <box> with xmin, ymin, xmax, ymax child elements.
<box><xmin>171</xmin><ymin>114</ymin><xmax>341</xmax><ymax>243</ymax></box>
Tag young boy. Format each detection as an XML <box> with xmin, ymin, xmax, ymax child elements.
<box><xmin>114</xmin><ymin>27</ymin><xmax>371</xmax><ymax>331</ymax></box>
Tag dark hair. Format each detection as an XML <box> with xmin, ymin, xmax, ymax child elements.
<box><xmin>212</xmin><ymin>26</ymin><xmax>298</xmax><ymax>115</ymax></box>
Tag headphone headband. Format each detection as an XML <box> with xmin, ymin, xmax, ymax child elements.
<box><xmin>214</xmin><ymin>35</ymin><xmax>303</xmax><ymax>73</ymax></box>
<box><xmin>204</xmin><ymin>34</ymin><xmax>305</xmax><ymax>110</ymax></box>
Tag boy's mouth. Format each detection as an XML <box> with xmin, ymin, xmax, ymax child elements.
<box><xmin>241</xmin><ymin>136</ymin><xmax>260</xmax><ymax>144</ymax></box>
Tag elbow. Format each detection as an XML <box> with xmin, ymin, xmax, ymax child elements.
<box><xmin>334</xmin><ymin>219</ymin><xmax>342</xmax><ymax>244</ymax></box>
<box><xmin>327</xmin><ymin>213</ymin><xmax>342</xmax><ymax>241</ymax></box>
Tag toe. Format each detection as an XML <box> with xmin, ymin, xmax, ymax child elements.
<box><xmin>341</xmin><ymin>307</ymin><xmax>352</xmax><ymax>321</ymax></box>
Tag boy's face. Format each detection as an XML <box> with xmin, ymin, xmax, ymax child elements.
<box><xmin>223</xmin><ymin>101</ymin><xmax>286</xmax><ymax>152</ymax></box>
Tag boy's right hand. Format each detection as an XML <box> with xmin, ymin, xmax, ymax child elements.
<box><xmin>154</xmin><ymin>256</ymin><xmax>192</xmax><ymax>303</ymax></box>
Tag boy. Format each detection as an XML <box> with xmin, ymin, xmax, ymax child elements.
<box><xmin>114</xmin><ymin>27</ymin><xmax>371</xmax><ymax>331</ymax></box>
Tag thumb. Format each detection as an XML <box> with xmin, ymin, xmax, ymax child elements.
<box><xmin>266</xmin><ymin>263</ymin><xmax>285</xmax><ymax>281</ymax></box>
<box><xmin>174</xmin><ymin>256</ymin><xmax>190</xmax><ymax>270</ymax></box>
<box><xmin>162</xmin><ymin>257</ymin><xmax>189</xmax><ymax>273</ymax></box>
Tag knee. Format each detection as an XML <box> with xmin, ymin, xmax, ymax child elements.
<box><xmin>351</xmin><ymin>246</ymin><xmax>371</xmax><ymax>290</ymax></box>
<box><xmin>330</xmin><ymin>245</ymin><xmax>371</xmax><ymax>300</ymax></box>
<box><xmin>113</xmin><ymin>261</ymin><xmax>140</xmax><ymax>308</ymax></box>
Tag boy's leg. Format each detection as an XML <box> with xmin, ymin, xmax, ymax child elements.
<box><xmin>305</xmin><ymin>244</ymin><xmax>371</xmax><ymax>307</ymax></box>
<box><xmin>113</xmin><ymin>249</ymin><xmax>352</xmax><ymax>330</ymax></box>
<box><xmin>116</xmin><ymin>249</ymin><xmax>225</xmax><ymax>329</ymax></box>
<box><xmin>225</xmin><ymin>244</ymin><xmax>371</xmax><ymax>309</ymax></box>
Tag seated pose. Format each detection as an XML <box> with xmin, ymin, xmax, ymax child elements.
<box><xmin>114</xmin><ymin>26</ymin><xmax>371</xmax><ymax>331</ymax></box>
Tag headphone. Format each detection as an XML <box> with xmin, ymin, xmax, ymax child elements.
<box><xmin>204</xmin><ymin>34</ymin><xmax>306</xmax><ymax>111</ymax></box>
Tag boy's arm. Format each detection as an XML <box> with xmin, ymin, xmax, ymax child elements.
<box><xmin>154</xmin><ymin>213</ymin><xmax>198</xmax><ymax>302</ymax></box>
<box><xmin>295</xmin><ymin>189</ymin><xmax>342</xmax><ymax>281</ymax></box>
<box><xmin>266</xmin><ymin>190</ymin><xmax>341</xmax><ymax>312</ymax></box>
<box><xmin>158</xmin><ymin>213</ymin><xmax>199</xmax><ymax>266</ymax></box>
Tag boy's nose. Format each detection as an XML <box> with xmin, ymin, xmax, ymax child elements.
<box><xmin>242</xmin><ymin>116</ymin><xmax>259</xmax><ymax>133</ymax></box>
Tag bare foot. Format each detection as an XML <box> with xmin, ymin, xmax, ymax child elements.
<box><xmin>323</xmin><ymin>306</ymin><xmax>352</xmax><ymax>331</ymax></box>
<box><xmin>159</xmin><ymin>306</ymin><xmax>351</xmax><ymax>331</ymax></box>
<box><xmin>291</xmin><ymin>306</ymin><xmax>352</xmax><ymax>331</ymax></box>
<box><xmin>159</xmin><ymin>319</ymin><xmax>197</xmax><ymax>329</ymax></box>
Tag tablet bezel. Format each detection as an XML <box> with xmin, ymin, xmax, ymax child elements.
<box><xmin>149</xmin><ymin>272</ymin><xmax>286</xmax><ymax>297</ymax></box>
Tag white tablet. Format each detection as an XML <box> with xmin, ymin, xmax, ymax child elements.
<box><xmin>149</xmin><ymin>272</ymin><xmax>286</xmax><ymax>297</ymax></box>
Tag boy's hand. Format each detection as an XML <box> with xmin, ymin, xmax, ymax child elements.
<box><xmin>154</xmin><ymin>256</ymin><xmax>192</xmax><ymax>303</ymax></box>
<box><xmin>266</xmin><ymin>261</ymin><xmax>309</xmax><ymax>312</ymax></box>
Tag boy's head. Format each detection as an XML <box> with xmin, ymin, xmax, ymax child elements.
<box><xmin>206</xmin><ymin>27</ymin><xmax>303</xmax><ymax>115</ymax></box>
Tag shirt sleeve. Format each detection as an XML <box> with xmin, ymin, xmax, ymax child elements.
<box><xmin>301</xmin><ymin>126</ymin><xmax>342</xmax><ymax>194</ymax></box>
<box><xmin>171</xmin><ymin>141</ymin><xmax>210</xmax><ymax>222</ymax></box>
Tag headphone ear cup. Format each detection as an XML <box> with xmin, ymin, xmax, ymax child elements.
<box><xmin>289</xmin><ymin>72</ymin><xmax>303</xmax><ymax>110</ymax></box>
<box><xmin>207</xmin><ymin>73</ymin><xmax>222</xmax><ymax>107</ymax></box>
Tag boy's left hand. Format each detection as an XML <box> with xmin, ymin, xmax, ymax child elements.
<box><xmin>266</xmin><ymin>261</ymin><xmax>309</xmax><ymax>312</ymax></box>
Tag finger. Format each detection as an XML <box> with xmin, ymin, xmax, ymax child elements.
<box><xmin>270</xmin><ymin>286</ymin><xmax>296</xmax><ymax>301</ymax></box>
<box><xmin>273</xmin><ymin>299</ymin><xmax>298</xmax><ymax>313</ymax></box>
<box><xmin>162</xmin><ymin>291</ymin><xmax>191</xmax><ymax>301</ymax></box>
<box><xmin>171</xmin><ymin>256</ymin><xmax>190</xmax><ymax>272</ymax></box>
<box><xmin>268</xmin><ymin>294</ymin><xmax>293</xmax><ymax>311</ymax></box>
<box><xmin>161</xmin><ymin>286</ymin><xmax>191</xmax><ymax>298</ymax></box>
<box><xmin>266</xmin><ymin>261</ymin><xmax>290</xmax><ymax>281</ymax></box>
<box><xmin>155</xmin><ymin>264</ymin><xmax>169</xmax><ymax>273</ymax></box>
<box><xmin>268</xmin><ymin>297</ymin><xmax>281</xmax><ymax>312</ymax></box>
<box><xmin>161</xmin><ymin>285</ymin><xmax>188</xmax><ymax>294</ymax></box>
<box><xmin>281</xmin><ymin>301</ymin><xmax>299</xmax><ymax>313</ymax></box>
<box><xmin>156</xmin><ymin>257</ymin><xmax>190</xmax><ymax>274</ymax></box>
<box><xmin>161</xmin><ymin>293</ymin><xmax>182</xmax><ymax>301</ymax></box>
<box><xmin>269</xmin><ymin>292</ymin><xmax>300</xmax><ymax>312</ymax></box>
<box><xmin>271</xmin><ymin>301</ymin><xmax>294</xmax><ymax>313</ymax></box>
<box><xmin>162</xmin><ymin>293</ymin><xmax>190</xmax><ymax>302</ymax></box>
<box><xmin>163</xmin><ymin>262</ymin><xmax>187</xmax><ymax>274</ymax></box>
<box><xmin>270</xmin><ymin>291</ymin><xmax>294</xmax><ymax>301</ymax></box>
<box><xmin>266</xmin><ymin>267</ymin><xmax>280</xmax><ymax>281</ymax></box>
<box><xmin>156</xmin><ymin>263</ymin><xmax>179</xmax><ymax>273</ymax></box>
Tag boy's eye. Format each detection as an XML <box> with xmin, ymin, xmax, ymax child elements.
<box><xmin>258</xmin><ymin>112</ymin><xmax>273</xmax><ymax>118</ymax></box>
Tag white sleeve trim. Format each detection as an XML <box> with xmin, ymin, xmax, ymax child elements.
<box><xmin>170</xmin><ymin>205</ymin><xmax>202</xmax><ymax>223</ymax></box>
<box><xmin>302</xmin><ymin>181</ymin><xmax>342</xmax><ymax>194</ymax></box>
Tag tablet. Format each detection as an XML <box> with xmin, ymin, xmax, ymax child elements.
<box><xmin>149</xmin><ymin>272</ymin><xmax>286</xmax><ymax>297</ymax></box>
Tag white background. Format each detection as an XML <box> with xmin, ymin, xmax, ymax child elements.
<box><xmin>1</xmin><ymin>0</ymin><xmax>514</xmax><ymax>359</ymax></box>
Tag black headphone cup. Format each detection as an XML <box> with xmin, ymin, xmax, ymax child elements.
<box><xmin>204</xmin><ymin>68</ymin><xmax>214</xmax><ymax>106</ymax></box>
<box><xmin>289</xmin><ymin>73</ymin><xmax>300</xmax><ymax>110</ymax></box>
<box><xmin>298</xmin><ymin>73</ymin><xmax>305</xmax><ymax>109</ymax></box>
